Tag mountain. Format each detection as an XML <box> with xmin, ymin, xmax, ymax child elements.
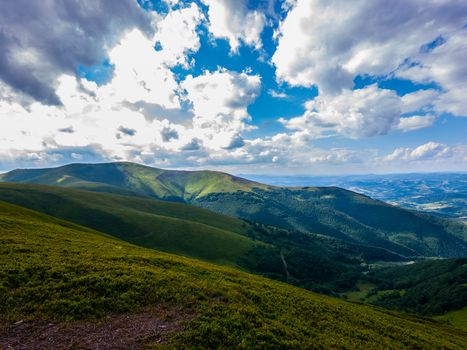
<box><xmin>1</xmin><ymin>200</ymin><xmax>466</xmax><ymax>349</ymax></box>
<box><xmin>0</xmin><ymin>161</ymin><xmax>269</xmax><ymax>201</ymax></box>
<box><xmin>2</xmin><ymin>162</ymin><xmax>466</xmax><ymax>258</ymax></box>
<box><xmin>0</xmin><ymin>183</ymin><xmax>405</xmax><ymax>294</ymax></box>
<box><xmin>245</xmin><ymin>173</ymin><xmax>467</xmax><ymax>220</ymax></box>
<box><xmin>194</xmin><ymin>187</ymin><xmax>467</xmax><ymax>258</ymax></box>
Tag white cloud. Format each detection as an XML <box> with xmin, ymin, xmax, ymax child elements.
<box><xmin>397</xmin><ymin>114</ymin><xmax>436</xmax><ymax>132</ymax></box>
<box><xmin>384</xmin><ymin>142</ymin><xmax>451</xmax><ymax>161</ymax></box>
<box><xmin>0</xmin><ymin>9</ymin><xmax>263</xmax><ymax>169</ymax></box>
<box><xmin>400</xmin><ymin>89</ymin><xmax>438</xmax><ymax>115</ymax></box>
<box><xmin>268</xmin><ymin>89</ymin><xmax>288</xmax><ymax>99</ymax></box>
<box><xmin>272</xmin><ymin>0</ymin><xmax>467</xmax><ymax>96</ymax></box>
<box><xmin>153</xmin><ymin>3</ymin><xmax>204</xmax><ymax>68</ymax></box>
<box><xmin>201</xmin><ymin>0</ymin><xmax>266</xmax><ymax>52</ymax></box>
<box><xmin>280</xmin><ymin>84</ymin><xmax>438</xmax><ymax>138</ymax></box>
<box><xmin>104</xmin><ymin>29</ymin><xmax>180</xmax><ymax>108</ymax></box>
<box><xmin>396</xmin><ymin>29</ymin><xmax>467</xmax><ymax>117</ymax></box>
<box><xmin>181</xmin><ymin>69</ymin><xmax>261</xmax><ymax>149</ymax></box>
<box><xmin>0</xmin><ymin>0</ymin><xmax>152</xmax><ymax>105</ymax></box>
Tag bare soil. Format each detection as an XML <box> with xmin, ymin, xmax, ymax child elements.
<box><xmin>0</xmin><ymin>306</ymin><xmax>190</xmax><ymax>350</ymax></box>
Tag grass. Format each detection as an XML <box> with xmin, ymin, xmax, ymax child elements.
<box><xmin>340</xmin><ymin>281</ymin><xmax>377</xmax><ymax>302</ymax></box>
<box><xmin>0</xmin><ymin>183</ymin><xmax>405</xmax><ymax>296</ymax></box>
<box><xmin>435</xmin><ymin>307</ymin><xmax>467</xmax><ymax>332</ymax></box>
<box><xmin>0</xmin><ymin>183</ymin><xmax>257</xmax><ymax>266</ymax></box>
<box><xmin>1</xmin><ymin>200</ymin><xmax>467</xmax><ymax>348</ymax></box>
<box><xmin>0</xmin><ymin>162</ymin><xmax>269</xmax><ymax>201</ymax></box>
<box><xmin>3</xmin><ymin>161</ymin><xmax>466</xmax><ymax>259</ymax></box>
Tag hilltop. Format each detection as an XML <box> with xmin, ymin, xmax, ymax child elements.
<box><xmin>0</xmin><ymin>162</ymin><xmax>269</xmax><ymax>201</ymax></box>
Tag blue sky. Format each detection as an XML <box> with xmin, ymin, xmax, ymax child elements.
<box><xmin>0</xmin><ymin>0</ymin><xmax>466</xmax><ymax>174</ymax></box>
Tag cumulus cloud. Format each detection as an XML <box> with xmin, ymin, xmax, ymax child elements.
<box><xmin>396</xmin><ymin>115</ymin><xmax>437</xmax><ymax>132</ymax></box>
<box><xmin>272</xmin><ymin>0</ymin><xmax>467</xmax><ymax>95</ymax></box>
<box><xmin>384</xmin><ymin>142</ymin><xmax>451</xmax><ymax>161</ymax></box>
<box><xmin>153</xmin><ymin>3</ymin><xmax>204</xmax><ymax>67</ymax></box>
<box><xmin>0</xmin><ymin>4</ymin><xmax>262</xmax><ymax>170</ymax></box>
<box><xmin>0</xmin><ymin>0</ymin><xmax>151</xmax><ymax>105</ymax></box>
<box><xmin>201</xmin><ymin>0</ymin><xmax>266</xmax><ymax>52</ymax></box>
<box><xmin>1</xmin><ymin>1</ymin><xmax>465</xmax><ymax>174</ymax></box>
<box><xmin>280</xmin><ymin>85</ymin><xmax>436</xmax><ymax>139</ymax></box>
<box><xmin>181</xmin><ymin>69</ymin><xmax>261</xmax><ymax>149</ymax></box>
<box><xmin>396</xmin><ymin>28</ymin><xmax>467</xmax><ymax>117</ymax></box>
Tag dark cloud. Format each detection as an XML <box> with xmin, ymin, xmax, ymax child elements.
<box><xmin>123</xmin><ymin>101</ymin><xmax>194</xmax><ymax>125</ymax></box>
<box><xmin>181</xmin><ymin>138</ymin><xmax>202</xmax><ymax>151</ymax></box>
<box><xmin>118</xmin><ymin>126</ymin><xmax>137</xmax><ymax>136</ymax></box>
<box><xmin>0</xmin><ymin>0</ymin><xmax>151</xmax><ymax>105</ymax></box>
<box><xmin>161</xmin><ymin>127</ymin><xmax>179</xmax><ymax>142</ymax></box>
<box><xmin>58</xmin><ymin>126</ymin><xmax>75</xmax><ymax>133</ymax></box>
<box><xmin>223</xmin><ymin>135</ymin><xmax>245</xmax><ymax>150</ymax></box>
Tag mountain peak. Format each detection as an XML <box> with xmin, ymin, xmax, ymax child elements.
<box><xmin>0</xmin><ymin>161</ymin><xmax>269</xmax><ymax>201</ymax></box>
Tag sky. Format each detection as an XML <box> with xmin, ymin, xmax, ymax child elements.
<box><xmin>0</xmin><ymin>0</ymin><xmax>466</xmax><ymax>175</ymax></box>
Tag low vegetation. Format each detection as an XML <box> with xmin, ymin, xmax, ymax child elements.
<box><xmin>1</xmin><ymin>200</ymin><xmax>466</xmax><ymax>348</ymax></box>
<box><xmin>0</xmin><ymin>183</ymin><xmax>411</xmax><ymax>295</ymax></box>
<box><xmin>3</xmin><ymin>162</ymin><xmax>465</xmax><ymax>258</ymax></box>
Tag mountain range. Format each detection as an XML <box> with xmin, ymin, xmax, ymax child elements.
<box><xmin>1</xmin><ymin>162</ymin><xmax>467</xmax><ymax>347</ymax></box>
<box><xmin>2</xmin><ymin>162</ymin><xmax>466</xmax><ymax>259</ymax></box>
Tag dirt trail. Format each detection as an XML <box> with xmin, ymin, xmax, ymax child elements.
<box><xmin>279</xmin><ymin>250</ymin><xmax>291</xmax><ymax>282</ymax></box>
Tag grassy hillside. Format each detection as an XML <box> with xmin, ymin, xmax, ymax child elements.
<box><xmin>195</xmin><ymin>187</ymin><xmax>467</xmax><ymax>258</ymax></box>
<box><xmin>0</xmin><ymin>162</ymin><xmax>269</xmax><ymax>201</ymax></box>
<box><xmin>1</xmin><ymin>200</ymin><xmax>466</xmax><ymax>349</ymax></box>
<box><xmin>0</xmin><ymin>183</ymin><xmax>406</xmax><ymax>295</ymax></box>
<box><xmin>435</xmin><ymin>307</ymin><xmax>467</xmax><ymax>332</ymax></box>
<box><xmin>0</xmin><ymin>183</ymin><xmax>256</xmax><ymax>266</ymax></box>
<box><xmin>2</xmin><ymin>162</ymin><xmax>466</xmax><ymax>259</ymax></box>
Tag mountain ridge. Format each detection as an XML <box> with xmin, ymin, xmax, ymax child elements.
<box><xmin>2</xmin><ymin>161</ymin><xmax>466</xmax><ymax>258</ymax></box>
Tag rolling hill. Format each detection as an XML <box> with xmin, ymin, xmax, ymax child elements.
<box><xmin>0</xmin><ymin>161</ymin><xmax>269</xmax><ymax>201</ymax></box>
<box><xmin>2</xmin><ymin>162</ymin><xmax>466</xmax><ymax>258</ymax></box>
<box><xmin>1</xmin><ymin>200</ymin><xmax>466</xmax><ymax>349</ymax></box>
<box><xmin>0</xmin><ymin>183</ymin><xmax>406</xmax><ymax>294</ymax></box>
<box><xmin>0</xmin><ymin>183</ymin><xmax>260</xmax><ymax>267</ymax></box>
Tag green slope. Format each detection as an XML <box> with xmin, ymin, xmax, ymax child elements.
<box><xmin>0</xmin><ymin>183</ymin><xmax>256</xmax><ymax>266</ymax></box>
<box><xmin>0</xmin><ymin>183</ymin><xmax>407</xmax><ymax>295</ymax></box>
<box><xmin>0</xmin><ymin>162</ymin><xmax>269</xmax><ymax>200</ymax></box>
<box><xmin>194</xmin><ymin>187</ymin><xmax>467</xmax><ymax>258</ymax></box>
<box><xmin>2</xmin><ymin>162</ymin><xmax>466</xmax><ymax>258</ymax></box>
<box><xmin>435</xmin><ymin>307</ymin><xmax>467</xmax><ymax>332</ymax></box>
<box><xmin>1</xmin><ymin>201</ymin><xmax>466</xmax><ymax>349</ymax></box>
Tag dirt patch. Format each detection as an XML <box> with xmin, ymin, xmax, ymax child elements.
<box><xmin>0</xmin><ymin>306</ymin><xmax>191</xmax><ymax>350</ymax></box>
